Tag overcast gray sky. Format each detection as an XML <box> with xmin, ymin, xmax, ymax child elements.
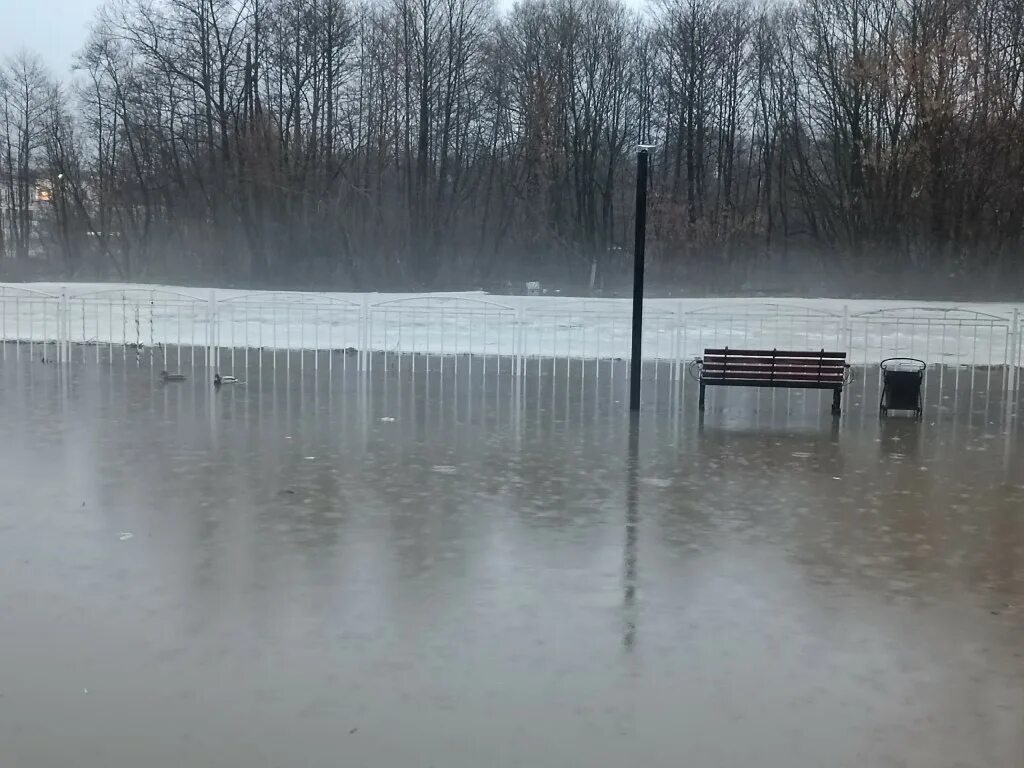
<box><xmin>0</xmin><ymin>0</ymin><xmax>642</xmax><ymax>80</ymax></box>
<box><xmin>0</xmin><ymin>0</ymin><xmax>102</xmax><ymax>78</ymax></box>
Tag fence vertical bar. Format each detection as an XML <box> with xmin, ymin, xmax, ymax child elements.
<box><xmin>148</xmin><ymin>292</ymin><xmax>155</xmax><ymax>369</ymax></box>
<box><xmin>515</xmin><ymin>305</ymin><xmax>525</xmax><ymax>377</ymax></box>
<box><xmin>314</xmin><ymin>305</ymin><xmax>319</xmax><ymax>372</ymax></box>
<box><xmin>242</xmin><ymin>303</ymin><xmax>249</xmax><ymax>372</ymax></box>
<box><xmin>673</xmin><ymin>301</ymin><xmax>683</xmax><ymax>383</ymax></box>
<box><xmin>207</xmin><ymin>289</ymin><xmax>217</xmax><ymax>374</ymax></box>
<box><xmin>368</xmin><ymin>294</ymin><xmax>377</xmax><ymax>375</ymax></box>
<box><xmin>41</xmin><ymin>296</ymin><xmax>48</xmax><ymax>361</ymax></box>
<box><xmin>285</xmin><ymin>304</ymin><xmax>291</xmax><ymax>374</ymax></box>
<box><xmin>58</xmin><ymin>287</ymin><xmax>68</xmax><ymax>364</ymax></box>
<box><xmin>1009</xmin><ymin>309</ymin><xmax>1020</xmax><ymax>403</ymax></box>
<box><xmin>842</xmin><ymin>305</ymin><xmax>851</xmax><ymax>354</ymax></box>
<box><xmin>359</xmin><ymin>294</ymin><xmax>369</xmax><ymax>373</ymax></box>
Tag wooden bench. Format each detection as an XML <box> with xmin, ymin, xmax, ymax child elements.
<box><xmin>698</xmin><ymin>348</ymin><xmax>849</xmax><ymax>415</ymax></box>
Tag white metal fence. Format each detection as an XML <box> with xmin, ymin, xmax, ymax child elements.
<box><xmin>63</xmin><ymin>287</ymin><xmax>211</xmax><ymax>368</ymax></box>
<box><xmin>369</xmin><ymin>296</ymin><xmax>519</xmax><ymax>375</ymax></box>
<box><xmin>215</xmin><ymin>291</ymin><xmax>362</xmax><ymax>374</ymax></box>
<box><xmin>1</xmin><ymin>286</ymin><xmax>1020</xmax><ymax>396</ymax></box>
<box><xmin>0</xmin><ymin>285</ymin><xmax>62</xmax><ymax>362</ymax></box>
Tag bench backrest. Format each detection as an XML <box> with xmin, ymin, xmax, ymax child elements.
<box><xmin>702</xmin><ymin>348</ymin><xmax>847</xmax><ymax>386</ymax></box>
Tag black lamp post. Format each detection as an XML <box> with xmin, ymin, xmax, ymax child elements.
<box><xmin>630</xmin><ymin>146</ymin><xmax>652</xmax><ymax>412</ymax></box>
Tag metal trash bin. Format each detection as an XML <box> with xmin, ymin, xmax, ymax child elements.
<box><xmin>880</xmin><ymin>358</ymin><xmax>925</xmax><ymax>418</ymax></box>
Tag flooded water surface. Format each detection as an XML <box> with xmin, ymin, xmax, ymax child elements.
<box><xmin>1</xmin><ymin>355</ymin><xmax>1022</xmax><ymax>767</ymax></box>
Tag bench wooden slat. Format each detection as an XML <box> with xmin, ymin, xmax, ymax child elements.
<box><xmin>703</xmin><ymin>356</ymin><xmax>846</xmax><ymax>367</ymax></box>
<box><xmin>708</xmin><ymin>374</ymin><xmax>843</xmax><ymax>382</ymax></box>
<box><xmin>705</xmin><ymin>372</ymin><xmax>845</xmax><ymax>384</ymax></box>
<box><xmin>703</xmin><ymin>378</ymin><xmax>843</xmax><ymax>390</ymax></box>
<box><xmin>704</xmin><ymin>364</ymin><xmax>847</xmax><ymax>376</ymax></box>
<box><xmin>704</xmin><ymin>348</ymin><xmax>846</xmax><ymax>359</ymax></box>
<box><xmin>704</xmin><ymin>365</ymin><xmax>845</xmax><ymax>376</ymax></box>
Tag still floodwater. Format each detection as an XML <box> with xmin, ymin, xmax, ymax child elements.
<box><xmin>1</xmin><ymin>354</ymin><xmax>1022</xmax><ymax>768</ymax></box>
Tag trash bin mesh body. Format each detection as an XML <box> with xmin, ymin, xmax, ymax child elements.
<box><xmin>883</xmin><ymin>370</ymin><xmax>923</xmax><ymax>411</ymax></box>
<box><xmin>880</xmin><ymin>358</ymin><xmax>926</xmax><ymax>416</ymax></box>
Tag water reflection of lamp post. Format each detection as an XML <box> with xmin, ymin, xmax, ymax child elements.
<box><xmin>630</xmin><ymin>146</ymin><xmax>654</xmax><ymax>413</ymax></box>
<box><xmin>623</xmin><ymin>416</ymin><xmax>640</xmax><ymax>650</ymax></box>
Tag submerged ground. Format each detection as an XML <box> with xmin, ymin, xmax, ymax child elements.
<box><xmin>1</xmin><ymin>354</ymin><xmax>1021</xmax><ymax>767</ymax></box>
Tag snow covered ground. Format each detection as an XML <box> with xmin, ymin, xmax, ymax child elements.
<box><xmin>2</xmin><ymin>282</ymin><xmax>1022</xmax><ymax>368</ymax></box>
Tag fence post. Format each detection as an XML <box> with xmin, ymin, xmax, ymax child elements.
<box><xmin>369</xmin><ymin>293</ymin><xmax>378</xmax><ymax>374</ymax></box>
<box><xmin>673</xmin><ymin>299</ymin><xmax>683</xmax><ymax>382</ymax></box>
<box><xmin>842</xmin><ymin>305</ymin><xmax>852</xmax><ymax>357</ymax></box>
<box><xmin>515</xmin><ymin>304</ymin><xmax>526</xmax><ymax>377</ymax></box>
<box><xmin>58</xmin><ymin>286</ymin><xmax>68</xmax><ymax>364</ymax></box>
<box><xmin>207</xmin><ymin>289</ymin><xmax>217</xmax><ymax>372</ymax></box>
<box><xmin>1009</xmin><ymin>309</ymin><xmax>1020</xmax><ymax>401</ymax></box>
<box><xmin>359</xmin><ymin>294</ymin><xmax>369</xmax><ymax>372</ymax></box>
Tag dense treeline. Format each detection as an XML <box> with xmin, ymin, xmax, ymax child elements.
<box><xmin>1</xmin><ymin>0</ymin><xmax>1023</xmax><ymax>294</ymax></box>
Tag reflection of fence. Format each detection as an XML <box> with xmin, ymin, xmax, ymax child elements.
<box><xmin>1</xmin><ymin>286</ymin><xmax>1020</xmax><ymax>395</ymax></box>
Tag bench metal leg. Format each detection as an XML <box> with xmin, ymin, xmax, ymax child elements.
<box><xmin>832</xmin><ymin>388</ymin><xmax>842</xmax><ymax>416</ymax></box>
<box><xmin>699</xmin><ymin>383</ymin><xmax>706</xmax><ymax>411</ymax></box>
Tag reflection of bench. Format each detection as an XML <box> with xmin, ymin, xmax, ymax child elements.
<box><xmin>699</xmin><ymin>348</ymin><xmax>849</xmax><ymax>415</ymax></box>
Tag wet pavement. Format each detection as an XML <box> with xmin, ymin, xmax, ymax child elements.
<box><xmin>1</xmin><ymin>353</ymin><xmax>1022</xmax><ymax>768</ymax></box>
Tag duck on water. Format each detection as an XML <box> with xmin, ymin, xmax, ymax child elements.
<box><xmin>160</xmin><ymin>370</ymin><xmax>186</xmax><ymax>382</ymax></box>
<box><xmin>214</xmin><ymin>373</ymin><xmax>240</xmax><ymax>387</ymax></box>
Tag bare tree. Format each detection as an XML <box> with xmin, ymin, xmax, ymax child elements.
<box><xmin>3</xmin><ymin>0</ymin><xmax>1020</xmax><ymax>295</ymax></box>
<box><xmin>0</xmin><ymin>53</ymin><xmax>52</xmax><ymax>260</ymax></box>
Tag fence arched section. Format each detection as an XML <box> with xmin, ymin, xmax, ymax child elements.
<box><xmin>848</xmin><ymin>307</ymin><xmax>1014</xmax><ymax>367</ymax></box>
<box><xmin>679</xmin><ymin>302</ymin><xmax>846</xmax><ymax>361</ymax></box>
<box><xmin>369</xmin><ymin>295</ymin><xmax>518</xmax><ymax>374</ymax></box>
<box><xmin>0</xmin><ymin>286</ymin><xmax>61</xmax><ymax>361</ymax></box>
<box><xmin>517</xmin><ymin>299</ymin><xmax>678</xmax><ymax>380</ymax></box>
<box><xmin>62</xmin><ymin>287</ymin><xmax>209</xmax><ymax>368</ymax></box>
<box><xmin>216</xmin><ymin>292</ymin><xmax>362</xmax><ymax>374</ymax></box>
<box><xmin>848</xmin><ymin>306</ymin><xmax>1020</xmax><ymax>399</ymax></box>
